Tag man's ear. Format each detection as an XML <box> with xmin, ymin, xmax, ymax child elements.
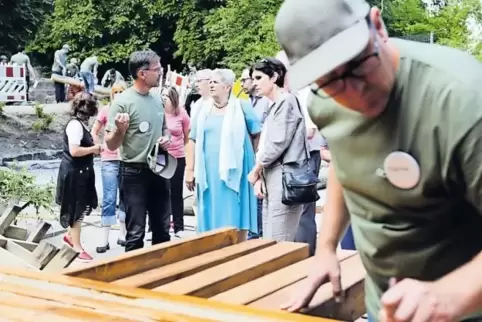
<box><xmin>370</xmin><ymin>7</ymin><xmax>389</xmax><ymax>42</ymax></box>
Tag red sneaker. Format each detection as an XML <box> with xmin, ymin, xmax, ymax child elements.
<box><xmin>63</xmin><ymin>234</ymin><xmax>73</xmax><ymax>248</ymax></box>
<box><xmin>76</xmin><ymin>251</ymin><xmax>93</xmax><ymax>263</ymax></box>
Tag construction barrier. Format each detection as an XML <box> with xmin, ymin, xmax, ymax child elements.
<box><xmin>0</xmin><ymin>64</ymin><xmax>27</xmax><ymax>103</ymax></box>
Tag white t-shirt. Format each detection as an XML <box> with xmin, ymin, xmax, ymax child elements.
<box><xmin>296</xmin><ymin>87</ymin><xmax>323</xmax><ymax>152</ymax></box>
<box><xmin>65</xmin><ymin>119</ymin><xmax>84</xmax><ymax>145</ymax></box>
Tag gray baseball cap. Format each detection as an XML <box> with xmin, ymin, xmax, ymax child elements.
<box><xmin>275</xmin><ymin>0</ymin><xmax>371</xmax><ymax>91</ymax></box>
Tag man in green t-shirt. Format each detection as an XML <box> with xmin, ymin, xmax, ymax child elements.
<box><xmin>275</xmin><ymin>0</ymin><xmax>482</xmax><ymax>321</ymax></box>
<box><xmin>105</xmin><ymin>50</ymin><xmax>171</xmax><ymax>252</ymax></box>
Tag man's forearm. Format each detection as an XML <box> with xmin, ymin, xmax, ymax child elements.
<box><xmin>317</xmin><ymin>164</ymin><xmax>350</xmax><ymax>252</ymax></box>
<box><xmin>105</xmin><ymin>129</ymin><xmax>124</xmax><ymax>151</ymax></box>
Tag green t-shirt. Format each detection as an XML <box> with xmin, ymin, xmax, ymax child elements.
<box><xmin>309</xmin><ymin>39</ymin><xmax>482</xmax><ymax>319</ymax></box>
<box><xmin>106</xmin><ymin>87</ymin><xmax>167</xmax><ymax>163</ymax></box>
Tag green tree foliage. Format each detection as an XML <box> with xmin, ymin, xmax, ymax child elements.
<box><xmin>203</xmin><ymin>0</ymin><xmax>282</xmax><ymax>73</ymax></box>
<box><xmin>28</xmin><ymin>0</ymin><xmax>179</xmax><ymax>68</ymax></box>
<box><xmin>24</xmin><ymin>0</ymin><xmax>482</xmax><ymax>74</ymax></box>
<box><xmin>0</xmin><ymin>0</ymin><xmax>52</xmax><ymax>55</ymax></box>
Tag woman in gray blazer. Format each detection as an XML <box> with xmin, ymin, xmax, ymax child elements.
<box><xmin>248</xmin><ymin>58</ymin><xmax>309</xmax><ymax>242</ymax></box>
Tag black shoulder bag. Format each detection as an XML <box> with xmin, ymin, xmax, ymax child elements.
<box><xmin>281</xmin><ymin>97</ymin><xmax>320</xmax><ymax>206</ymax></box>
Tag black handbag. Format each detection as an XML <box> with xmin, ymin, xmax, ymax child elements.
<box><xmin>281</xmin><ymin>97</ymin><xmax>320</xmax><ymax>206</ymax></box>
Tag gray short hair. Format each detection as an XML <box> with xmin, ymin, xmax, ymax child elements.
<box><xmin>196</xmin><ymin>69</ymin><xmax>212</xmax><ymax>79</ymax></box>
<box><xmin>212</xmin><ymin>68</ymin><xmax>236</xmax><ymax>86</ymax></box>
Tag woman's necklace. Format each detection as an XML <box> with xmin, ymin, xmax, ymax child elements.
<box><xmin>214</xmin><ymin>101</ymin><xmax>228</xmax><ymax>109</ymax></box>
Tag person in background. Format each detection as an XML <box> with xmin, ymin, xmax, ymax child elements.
<box><xmin>66</xmin><ymin>58</ymin><xmax>80</xmax><ymax>78</ymax></box>
<box><xmin>162</xmin><ymin>86</ymin><xmax>191</xmax><ymax>238</ymax></box>
<box><xmin>184</xmin><ymin>65</ymin><xmax>201</xmax><ymax>116</ymax></box>
<box><xmin>189</xmin><ymin>69</ymin><xmax>212</xmax><ymax>121</ymax></box>
<box><xmin>240</xmin><ymin>67</ymin><xmax>270</xmax><ymax>240</ymax></box>
<box><xmin>56</xmin><ymin>92</ymin><xmax>100</xmax><ymax>262</ymax></box>
<box><xmin>91</xmin><ymin>82</ymin><xmax>128</xmax><ymax>253</ymax></box>
<box><xmin>52</xmin><ymin>44</ymin><xmax>70</xmax><ymax>103</ymax></box>
<box><xmin>0</xmin><ymin>55</ymin><xmax>8</xmax><ymax>65</ymax></box>
<box><xmin>319</xmin><ymin>136</ymin><xmax>355</xmax><ymax>250</ymax></box>
<box><xmin>187</xmin><ymin>69</ymin><xmax>261</xmax><ymax>239</ymax></box>
<box><xmin>248</xmin><ymin>58</ymin><xmax>308</xmax><ymax>242</ymax></box>
<box><xmin>80</xmin><ymin>55</ymin><xmax>99</xmax><ymax>94</ymax></box>
<box><xmin>101</xmin><ymin>68</ymin><xmax>124</xmax><ymax>88</ymax></box>
<box><xmin>276</xmin><ymin>50</ymin><xmax>321</xmax><ymax>256</ymax></box>
<box><xmin>105</xmin><ymin>50</ymin><xmax>171</xmax><ymax>252</ymax></box>
<box><xmin>10</xmin><ymin>46</ymin><xmax>37</xmax><ymax>102</ymax></box>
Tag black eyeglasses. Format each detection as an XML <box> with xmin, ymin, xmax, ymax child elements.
<box><xmin>311</xmin><ymin>22</ymin><xmax>380</xmax><ymax>99</ymax></box>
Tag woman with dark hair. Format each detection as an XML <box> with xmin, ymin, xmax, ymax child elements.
<box><xmin>161</xmin><ymin>86</ymin><xmax>191</xmax><ymax>238</ymax></box>
<box><xmin>247</xmin><ymin>57</ymin><xmax>309</xmax><ymax>242</ymax></box>
<box><xmin>56</xmin><ymin>92</ymin><xmax>100</xmax><ymax>262</ymax></box>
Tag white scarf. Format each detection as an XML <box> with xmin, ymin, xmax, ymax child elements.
<box><xmin>194</xmin><ymin>96</ymin><xmax>246</xmax><ymax>193</ymax></box>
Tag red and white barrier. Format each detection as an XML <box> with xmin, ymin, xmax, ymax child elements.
<box><xmin>0</xmin><ymin>64</ymin><xmax>27</xmax><ymax>102</ymax></box>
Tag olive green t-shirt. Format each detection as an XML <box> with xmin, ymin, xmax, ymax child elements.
<box><xmin>309</xmin><ymin>39</ymin><xmax>482</xmax><ymax>319</ymax></box>
<box><xmin>106</xmin><ymin>87</ymin><xmax>167</xmax><ymax>163</ymax></box>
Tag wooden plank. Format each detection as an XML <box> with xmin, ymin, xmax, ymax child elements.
<box><xmin>63</xmin><ymin>227</ymin><xmax>239</xmax><ymax>282</ymax></box>
<box><xmin>248</xmin><ymin>254</ymin><xmax>366</xmax><ymax>321</ymax></box>
<box><xmin>4</xmin><ymin>225</ymin><xmax>28</xmax><ymax>240</ymax></box>
<box><xmin>0</xmin><ymin>247</ymin><xmax>35</xmax><ymax>270</ymax></box>
<box><xmin>3</xmin><ymin>239</ymin><xmax>38</xmax><ymax>267</ymax></box>
<box><xmin>31</xmin><ymin>240</ymin><xmax>60</xmax><ymax>270</ymax></box>
<box><xmin>0</xmin><ymin>267</ymin><xmax>332</xmax><ymax>322</ymax></box>
<box><xmin>26</xmin><ymin>221</ymin><xmax>51</xmax><ymax>243</ymax></box>
<box><xmin>210</xmin><ymin>250</ymin><xmax>357</xmax><ymax>305</ymax></box>
<box><xmin>154</xmin><ymin>242</ymin><xmax>309</xmax><ymax>298</ymax></box>
<box><xmin>0</xmin><ymin>205</ymin><xmax>21</xmax><ymax>235</ymax></box>
<box><xmin>114</xmin><ymin>239</ymin><xmax>276</xmax><ymax>289</ymax></box>
<box><xmin>0</xmin><ymin>283</ymin><xmax>212</xmax><ymax>322</ymax></box>
<box><xmin>43</xmin><ymin>244</ymin><xmax>79</xmax><ymax>272</ymax></box>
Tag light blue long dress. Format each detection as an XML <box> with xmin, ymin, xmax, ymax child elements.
<box><xmin>189</xmin><ymin>102</ymin><xmax>261</xmax><ymax>233</ymax></box>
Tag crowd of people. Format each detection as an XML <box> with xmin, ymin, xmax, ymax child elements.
<box><xmin>52</xmin><ymin>0</ymin><xmax>482</xmax><ymax>320</ymax></box>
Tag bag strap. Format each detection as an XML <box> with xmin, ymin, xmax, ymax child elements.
<box><xmin>279</xmin><ymin>94</ymin><xmax>310</xmax><ymax>165</ymax></box>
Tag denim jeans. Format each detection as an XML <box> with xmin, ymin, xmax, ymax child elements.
<box><xmin>52</xmin><ymin>71</ymin><xmax>65</xmax><ymax>102</ymax></box>
<box><xmin>80</xmin><ymin>71</ymin><xmax>95</xmax><ymax>94</ymax></box>
<box><xmin>295</xmin><ymin>150</ymin><xmax>321</xmax><ymax>256</ymax></box>
<box><xmin>170</xmin><ymin>157</ymin><xmax>186</xmax><ymax>233</ymax></box>
<box><xmin>340</xmin><ymin>225</ymin><xmax>356</xmax><ymax>250</ymax></box>
<box><xmin>119</xmin><ymin>162</ymin><xmax>171</xmax><ymax>252</ymax></box>
<box><xmin>101</xmin><ymin>160</ymin><xmax>122</xmax><ymax>226</ymax></box>
<box><xmin>247</xmin><ymin>199</ymin><xmax>263</xmax><ymax>239</ymax></box>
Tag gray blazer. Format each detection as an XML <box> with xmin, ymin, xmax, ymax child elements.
<box><xmin>259</xmin><ymin>92</ymin><xmax>309</xmax><ymax>167</ymax></box>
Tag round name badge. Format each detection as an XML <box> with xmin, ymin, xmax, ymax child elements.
<box><xmin>139</xmin><ymin>121</ymin><xmax>150</xmax><ymax>133</ymax></box>
<box><xmin>383</xmin><ymin>151</ymin><xmax>421</xmax><ymax>189</ymax></box>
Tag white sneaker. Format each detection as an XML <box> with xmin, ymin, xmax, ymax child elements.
<box><xmin>174</xmin><ymin>230</ymin><xmax>191</xmax><ymax>239</ymax></box>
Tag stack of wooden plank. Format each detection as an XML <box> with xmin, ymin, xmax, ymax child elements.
<box><xmin>0</xmin><ymin>264</ymin><xmax>335</xmax><ymax>322</ymax></box>
<box><xmin>63</xmin><ymin>227</ymin><xmax>366</xmax><ymax>321</ymax></box>
<box><xmin>0</xmin><ymin>203</ymin><xmax>78</xmax><ymax>272</ymax></box>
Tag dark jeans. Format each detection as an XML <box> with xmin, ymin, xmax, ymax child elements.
<box><xmin>25</xmin><ymin>75</ymin><xmax>30</xmax><ymax>102</ymax></box>
<box><xmin>170</xmin><ymin>157</ymin><xmax>186</xmax><ymax>233</ymax></box>
<box><xmin>340</xmin><ymin>225</ymin><xmax>356</xmax><ymax>250</ymax></box>
<box><xmin>295</xmin><ymin>150</ymin><xmax>321</xmax><ymax>256</ymax></box>
<box><xmin>247</xmin><ymin>199</ymin><xmax>263</xmax><ymax>239</ymax></box>
<box><xmin>119</xmin><ymin>162</ymin><xmax>171</xmax><ymax>252</ymax></box>
<box><xmin>52</xmin><ymin>71</ymin><xmax>65</xmax><ymax>103</ymax></box>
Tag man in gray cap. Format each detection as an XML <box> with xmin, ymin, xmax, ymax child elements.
<box><xmin>276</xmin><ymin>0</ymin><xmax>482</xmax><ymax>321</ymax></box>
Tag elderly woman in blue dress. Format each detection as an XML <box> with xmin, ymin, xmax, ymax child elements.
<box><xmin>186</xmin><ymin>69</ymin><xmax>262</xmax><ymax>239</ymax></box>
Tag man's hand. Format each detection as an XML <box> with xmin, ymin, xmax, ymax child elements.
<box><xmin>280</xmin><ymin>249</ymin><xmax>342</xmax><ymax>312</ymax></box>
<box><xmin>158</xmin><ymin>136</ymin><xmax>171</xmax><ymax>150</ymax></box>
<box><xmin>185</xmin><ymin>168</ymin><xmax>195</xmax><ymax>191</ymax></box>
<box><xmin>380</xmin><ymin>278</ymin><xmax>462</xmax><ymax>322</ymax></box>
<box><xmin>114</xmin><ymin>113</ymin><xmax>130</xmax><ymax>133</ymax></box>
